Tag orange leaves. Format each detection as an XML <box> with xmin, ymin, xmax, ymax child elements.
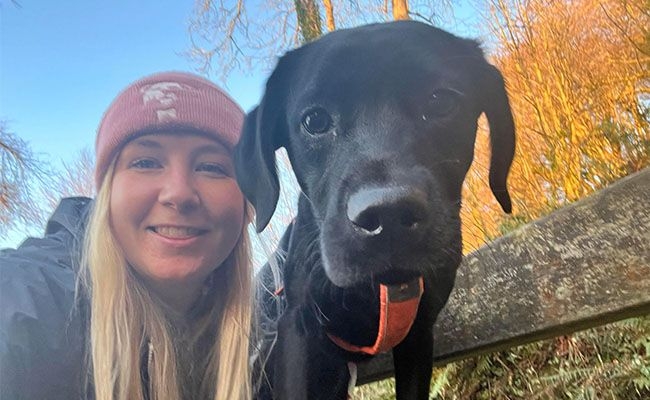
<box><xmin>460</xmin><ymin>0</ymin><xmax>650</xmax><ymax>249</ymax></box>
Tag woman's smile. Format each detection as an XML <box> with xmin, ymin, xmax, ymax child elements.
<box><xmin>147</xmin><ymin>225</ymin><xmax>209</xmax><ymax>239</ymax></box>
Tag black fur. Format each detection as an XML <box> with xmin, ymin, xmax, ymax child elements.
<box><xmin>235</xmin><ymin>20</ymin><xmax>515</xmax><ymax>400</ymax></box>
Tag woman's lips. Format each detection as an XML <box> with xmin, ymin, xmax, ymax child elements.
<box><xmin>148</xmin><ymin>226</ymin><xmax>208</xmax><ymax>239</ymax></box>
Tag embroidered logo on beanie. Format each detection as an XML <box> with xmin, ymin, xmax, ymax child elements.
<box><xmin>140</xmin><ymin>82</ymin><xmax>195</xmax><ymax>123</ymax></box>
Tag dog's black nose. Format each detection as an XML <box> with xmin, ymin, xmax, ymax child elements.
<box><xmin>347</xmin><ymin>187</ymin><xmax>429</xmax><ymax>238</ymax></box>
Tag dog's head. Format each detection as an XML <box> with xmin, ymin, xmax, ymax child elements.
<box><xmin>235</xmin><ymin>21</ymin><xmax>515</xmax><ymax>287</ymax></box>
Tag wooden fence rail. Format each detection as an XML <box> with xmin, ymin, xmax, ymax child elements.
<box><xmin>358</xmin><ymin>168</ymin><xmax>650</xmax><ymax>384</ymax></box>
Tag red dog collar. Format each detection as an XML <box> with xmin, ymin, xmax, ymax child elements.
<box><xmin>327</xmin><ymin>277</ymin><xmax>424</xmax><ymax>355</ymax></box>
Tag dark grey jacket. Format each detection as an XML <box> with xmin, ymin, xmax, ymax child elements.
<box><xmin>0</xmin><ymin>197</ymin><xmax>92</xmax><ymax>400</ymax></box>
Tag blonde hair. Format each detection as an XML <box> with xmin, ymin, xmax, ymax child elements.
<box><xmin>80</xmin><ymin>161</ymin><xmax>253</xmax><ymax>400</ymax></box>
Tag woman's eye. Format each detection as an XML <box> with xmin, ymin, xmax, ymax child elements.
<box><xmin>129</xmin><ymin>158</ymin><xmax>161</xmax><ymax>169</ymax></box>
<box><xmin>197</xmin><ymin>163</ymin><xmax>229</xmax><ymax>176</ymax></box>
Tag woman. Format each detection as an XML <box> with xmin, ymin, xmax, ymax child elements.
<box><xmin>0</xmin><ymin>72</ymin><xmax>253</xmax><ymax>400</ymax></box>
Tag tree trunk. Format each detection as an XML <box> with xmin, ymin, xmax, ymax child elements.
<box><xmin>392</xmin><ymin>0</ymin><xmax>410</xmax><ymax>20</ymax></box>
<box><xmin>323</xmin><ymin>0</ymin><xmax>336</xmax><ymax>32</ymax></box>
<box><xmin>295</xmin><ymin>0</ymin><xmax>323</xmax><ymax>43</ymax></box>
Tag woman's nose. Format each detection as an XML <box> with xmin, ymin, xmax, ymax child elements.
<box><xmin>158</xmin><ymin>168</ymin><xmax>200</xmax><ymax>212</ymax></box>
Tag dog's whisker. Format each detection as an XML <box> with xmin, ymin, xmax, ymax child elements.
<box><xmin>309</xmin><ymin>292</ymin><xmax>331</xmax><ymax>324</ymax></box>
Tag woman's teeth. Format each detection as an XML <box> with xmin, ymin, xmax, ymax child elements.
<box><xmin>153</xmin><ymin>227</ymin><xmax>202</xmax><ymax>238</ymax></box>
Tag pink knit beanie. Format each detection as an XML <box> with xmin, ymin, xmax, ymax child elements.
<box><xmin>95</xmin><ymin>71</ymin><xmax>244</xmax><ymax>188</ymax></box>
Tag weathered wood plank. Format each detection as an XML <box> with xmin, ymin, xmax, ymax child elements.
<box><xmin>358</xmin><ymin>168</ymin><xmax>650</xmax><ymax>384</ymax></box>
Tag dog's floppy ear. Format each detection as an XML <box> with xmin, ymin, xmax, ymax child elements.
<box><xmin>234</xmin><ymin>64</ymin><xmax>290</xmax><ymax>232</ymax></box>
<box><xmin>481</xmin><ymin>64</ymin><xmax>516</xmax><ymax>214</ymax></box>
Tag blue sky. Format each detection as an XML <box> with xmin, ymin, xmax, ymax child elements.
<box><xmin>1</xmin><ymin>1</ymin><xmax>265</xmax><ymax>162</ymax></box>
<box><xmin>1</xmin><ymin>1</ymin><xmax>484</xmax><ymax>248</ymax></box>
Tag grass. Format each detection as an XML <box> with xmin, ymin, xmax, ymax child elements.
<box><xmin>350</xmin><ymin>316</ymin><xmax>650</xmax><ymax>399</ymax></box>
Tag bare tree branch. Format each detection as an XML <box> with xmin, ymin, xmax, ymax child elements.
<box><xmin>185</xmin><ymin>0</ymin><xmax>452</xmax><ymax>81</ymax></box>
<box><xmin>0</xmin><ymin>121</ymin><xmax>50</xmax><ymax>237</ymax></box>
<box><xmin>39</xmin><ymin>146</ymin><xmax>95</xmax><ymax>212</ymax></box>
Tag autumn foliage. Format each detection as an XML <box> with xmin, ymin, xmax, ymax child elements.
<box><xmin>461</xmin><ymin>0</ymin><xmax>649</xmax><ymax>252</ymax></box>
<box><xmin>423</xmin><ymin>0</ymin><xmax>650</xmax><ymax>398</ymax></box>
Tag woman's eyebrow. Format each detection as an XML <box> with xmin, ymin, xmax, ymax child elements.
<box><xmin>193</xmin><ymin>143</ymin><xmax>230</xmax><ymax>158</ymax></box>
<box><xmin>132</xmin><ymin>138</ymin><xmax>163</xmax><ymax>149</ymax></box>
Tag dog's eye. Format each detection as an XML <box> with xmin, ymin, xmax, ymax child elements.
<box><xmin>301</xmin><ymin>108</ymin><xmax>333</xmax><ymax>134</ymax></box>
<box><xmin>423</xmin><ymin>89</ymin><xmax>462</xmax><ymax>120</ymax></box>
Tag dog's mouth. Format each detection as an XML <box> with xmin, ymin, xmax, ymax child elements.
<box><xmin>373</xmin><ymin>269</ymin><xmax>422</xmax><ymax>286</ymax></box>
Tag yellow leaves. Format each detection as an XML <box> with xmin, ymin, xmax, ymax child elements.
<box><xmin>461</xmin><ymin>0</ymin><xmax>650</xmax><ymax>249</ymax></box>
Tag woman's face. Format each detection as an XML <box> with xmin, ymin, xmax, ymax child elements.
<box><xmin>110</xmin><ymin>133</ymin><xmax>245</xmax><ymax>309</ymax></box>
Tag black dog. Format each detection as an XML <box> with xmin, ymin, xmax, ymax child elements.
<box><xmin>235</xmin><ymin>20</ymin><xmax>515</xmax><ymax>400</ymax></box>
